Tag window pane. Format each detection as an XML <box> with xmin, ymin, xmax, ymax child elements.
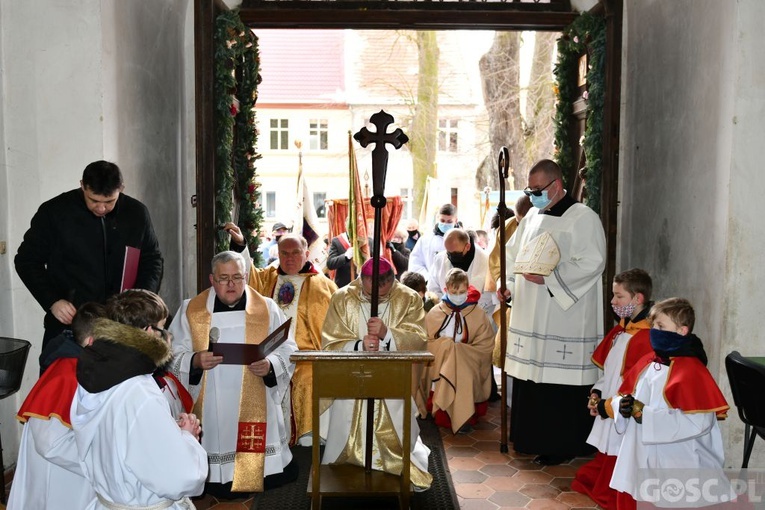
<box><xmin>265</xmin><ymin>191</ymin><xmax>276</xmax><ymax>218</ymax></box>
<box><xmin>313</xmin><ymin>192</ymin><xmax>327</xmax><ymax>218</ymax></box>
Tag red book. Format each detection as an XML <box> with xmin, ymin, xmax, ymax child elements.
<box><xmin>120</xmin><ymin>246</ymin><xmax>141</xmax><ymax>292</ymax></box>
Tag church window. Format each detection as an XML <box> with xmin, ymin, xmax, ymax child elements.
<box><xmin>270</xmin><ymin>119</ymin><xmax>290</xmax><ymax>150</ymax></box>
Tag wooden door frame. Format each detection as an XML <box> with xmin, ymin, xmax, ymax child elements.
<box><xmin>194</xmin><ymin>0</ymin><xmax>623</xmax><ymax>305</ymax></box>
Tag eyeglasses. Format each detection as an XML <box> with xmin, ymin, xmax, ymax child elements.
<box><xmin>214</xmin><ymin>274</ymin><xmax>245</xmax><ymax>285</ymax></box>
<box><xmin>523</xmin><ymin>179</ymin><xmax>556</xmax><ymax>197</ymax></box>
<box><xmin>147</xmin><ymin>325</ymin><xmax>171</xmax><ymax>342</ymax></box>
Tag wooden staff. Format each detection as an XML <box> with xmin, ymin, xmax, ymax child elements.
<box><xmin>354</xmin><ymin>110</ymin><xmax>408</xmax><ymax>472</ymax></box>
<box><xmin>497</xmin><ymin>147</ymin><xmax>511</xmax><ymax>454</ymax></box>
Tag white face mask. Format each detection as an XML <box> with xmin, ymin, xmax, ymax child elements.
<box><xmin>447</xmin><ymin>292</ymin><xmax>468</xmax><ymax>306</ymax></box>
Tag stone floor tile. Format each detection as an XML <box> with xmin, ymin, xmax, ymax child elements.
<box><xmin>509</xmin><ymin>458</ymin><xmax>545</xmax><ymax>471</ymax></box>
<box><xmin>513</xmin><ymin>470</ymin><xmax>554</xmax><ymax>484</ymax></box>
<box><xmin>544</xmin><ymin>464</ymin><xmax>580</xmax><ymax>477</ymax></box>
<box><xmin>520</xmin><ymin>483</ymin><xmax>562</xmax><ymax>500</ymax></box>
<box><xmin>448</xmin><ymin>445</ymin><xmax>481</xmax><ymax>457</ymax></box>
<box><xmin>480</xmin><ymin>463</ymin><xmax>519</xmax><ymax>477</ymax></box>
<box><xmin>470</xmin><ymin>428</ymin><xmax>502</xmax><ymax>441</ymax></box>
<box><xmin>192</xmin><ymin>494</ymin><xmax>220</xmax><ymax>509</ymax></box>
<box><xmin>484</xmin><ymin>476</ymin><xmax>527</xmax><ymax>492</ymax></box>
<box><xmin>489</xmin><ymin>490</ymin><xmax>532</xmax><ymax>507</ymax></box>
<box><xmin>448</xmin><ymin>456</ymin><xmax>486</xmax><ymax>471</ymax></box>
<box><xmin>557</xmin><ymin>490</ymin><xmax>598</xmax><ymax>508</ymax></box>
<box><xmin>452</xmin><ymin>469</ymin><xmax>489</xmax><ymax>484</ymax></box>
<box><xmin>474</xmin><ymin>440</ymin><xmax>505</xmax><ymax>452</ymax></box>
<box><xmin>455</xmin><ymin>482</ymin><xmax>496</xmax><ymax>499</ymax></box>
<box><xmin>526</xmin><ymin>497</ymin><xmax>572</xmax><ymax>510</ymax></box>
<box><xmin>550</xmin><ymin>477</ymin><xmax>575</xmax><ymax>491</ymax></box>
<box><xmin>461</xmin><ymin>498</ymin><xmax>501</xmax><ymax>510</ymax></box>
<box><xmin>476</xmin><ymin>450</ymin><xmax>516</xmax><ymax>465</ymax></box>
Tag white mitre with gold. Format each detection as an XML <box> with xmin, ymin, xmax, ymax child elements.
<box><xmin>513</xmin><ymin>231</ymin><xmax>561</xmax><ymax>276</ymax></box>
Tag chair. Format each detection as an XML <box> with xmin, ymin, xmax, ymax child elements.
<box><xmin>0</xmin><ymin>337</ymin><xmax>31</xmax><ymax>503</ymax></box>
<box><xmin>724</xmin><ymin>351</ymin><xmax>765</xmax><ymax>468</ymax></box>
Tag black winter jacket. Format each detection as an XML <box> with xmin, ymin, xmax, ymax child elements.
<box><xmin>15</xmin><ymin>188</ymin><xmax>163</xmax><ymax>335</ymax></box>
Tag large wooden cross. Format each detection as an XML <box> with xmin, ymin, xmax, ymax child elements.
<box><xmin>353</xmin><ymin>110</ymin><xmax>408</xmax><ymax>472</ymax></box>
<box><xmin>353</xmin><ymin>110</ymin><xmax>409</xmax><ymax>317</ymax></box>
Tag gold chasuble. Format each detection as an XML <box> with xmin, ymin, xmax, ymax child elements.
<box><xmin>321</xmin><ymin>280</ymin><xmax>432</xmax><ymax>490</ymax></box>
<box><xmin>249</xmin><ymin>265</ymin><xmax>336</xmax><ymax>444</ymax></box>
<box><xmin>186</xmin><ymin>287</ymin><xmax>270</xmax><ymax>492</ymax></box>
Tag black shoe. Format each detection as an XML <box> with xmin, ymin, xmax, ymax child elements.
<box><xmin>457</xmin><ymin>423</ymin><xmax>473</xmax><ymax>435</ymax></box>
<box><xmin>532</xmin><ymin>455</ymin><xmax>573</xmax><ymax>466</ymax></box>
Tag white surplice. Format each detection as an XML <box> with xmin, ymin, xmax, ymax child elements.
<box><xmin>408</xmin><ymin>231</ymin><xmax>445</xmax><ymax>277</ymax></box>
<box><xmin>427</xmin><ymin>247</ymin><xmax>494</xmax><ymax>317</ymax></box>
<box><xmin>587</xmin><ymin>329</ymin><xmax>632</xmax><ymax>455</ymax></box>
<box><xmin>71</xmin><ymin>375</ymin><xmax>208</xmax><ymax>510</ymax></box>
<box><xmin>503</xmin><ymin>204</ymin><xmax>605</xmax><ymax>386</ymax></box>
<box><xmin>170</xmin><ymin>293</ymin><xmax>297</xmax><ymax>483</ymax></box>
<box><xmin>7</xmin><ymin>418</ymin><xmax>95</xmax><ymax>510</ymax></box>
<box><xmin>609</xmin><ymin>365</ymin><xmax>727</xmax><ymax>504</ymax></box>
<box><xmin>319</xmin><ymin>301</ymin><xmax>431</xmax><ymax>488</ymax></box>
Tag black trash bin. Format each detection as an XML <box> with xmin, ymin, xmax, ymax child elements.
<box><xmin>0</xmin><ymin>337</ymin><xmax>31</xmax><ymax>503</ymax></box>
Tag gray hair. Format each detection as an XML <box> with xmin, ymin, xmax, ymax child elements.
<box><xmin>211</xmin><ymin>251</ymin><xmax>247</xmax><ymax>275</ymax></box>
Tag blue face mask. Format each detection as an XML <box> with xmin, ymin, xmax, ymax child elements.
<box><xmin>529</xmin><ymin>191</ymin><xmax>552</xmax><ymax>210</ymax></box>
<box><xmin>437</xmin><ymin>222</ymin><xmax>454</xmax><ymax>234</ymax></box>
<box><xmin>649</xmin><ymin>328</ymin><xmax>691</xmax><ymax>353</ymax></box>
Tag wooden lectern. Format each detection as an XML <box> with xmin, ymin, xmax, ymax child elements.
<box><xmin>291</xmin><ymin>350</ymin><xmax>434</xmax><ymax>510</ymax></box>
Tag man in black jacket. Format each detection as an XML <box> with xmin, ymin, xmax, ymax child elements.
<box><xmin>15</xmin><ymin>160</ymin><xmax>163</xmax><ymax>353</ymax></box>
<box><xmin>326</xmin><ymin>232</ymin><xmax>354</xmax><ymax>288</ymax></box>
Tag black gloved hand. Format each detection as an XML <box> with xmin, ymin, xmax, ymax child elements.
<box><xmin>596</xmin><ymin>398</ymin><xmax>610</xmax><ymax>419</ymax></box>
<box><xmin>386</xmin><ymin>241</ymin><xmax>395</xmax><ymax>251</ymax></box>
<box><xmin>619</xmin><ymin>394</ymin><xmax>635</xmax><ymax>418</ymax></box>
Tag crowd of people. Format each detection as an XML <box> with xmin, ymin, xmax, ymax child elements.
<box><xmin>8</xmin><ymin>158</ymin><xmax>733</xmax><ymax>510</ymax></box>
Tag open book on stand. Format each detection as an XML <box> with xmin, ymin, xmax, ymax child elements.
<box><xmin>211</xmin><ymin>317</ymin><xmax>292</xmax><ymax>365</ymax></box>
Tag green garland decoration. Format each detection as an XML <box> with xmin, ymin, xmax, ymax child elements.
<box><xmin>214</xmin><ymin>10</ymin><xmax>263</xmax><ymax>259</ymax></box>
<box><xmin>553</xmin><ymin>11</ymin><xmax>606</xmax><ymax>215</ymax></box>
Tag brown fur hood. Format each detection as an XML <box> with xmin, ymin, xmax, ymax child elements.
<box><xmin>77</xmin><ymin>318</ymin><xmax>172</xmax><ymax>393</ymax></box>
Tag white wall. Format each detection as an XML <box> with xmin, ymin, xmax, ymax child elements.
<box><xmin>619</xmin><ymin>0</ymin><xmax>765</xmax><ymax>468</ymax></box>
<box><xmin>0</xmin><ymin>0</ymin><xmax>193</xmax><ymax>464</ymax></box>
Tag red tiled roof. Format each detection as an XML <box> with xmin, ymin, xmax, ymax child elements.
<box><xmin>255</xmin><ymin>29</ymin><xmax>346</xmax><ymax>105</ymax></box>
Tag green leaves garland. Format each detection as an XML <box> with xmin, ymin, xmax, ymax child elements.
<box><xmin>553</xmin><ymin>12</ymin><xmax>606</xmax><ymax>214</ymax></box>
<box><xmin>214</xmin><ymin>9</ymin><xmax>263</xmax><ymax>259</ymax></box>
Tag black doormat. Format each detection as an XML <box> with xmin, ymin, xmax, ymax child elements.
<box><xmin>250</xmin><ymin>417</ymin><xmax>459</xmax><ymax>509</ymax></box>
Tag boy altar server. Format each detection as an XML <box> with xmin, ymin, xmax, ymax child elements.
<box><xmin>420</xmin><ymin>268</ymin><xmax>495</xmax><ymax>434</ymax></box>
<box><xmin>7</xmin><ymin>303</ymin><xmax>104</xmax><ymax>510</ymax></box>
<box><xmin>71</xmin><ymin>318</ymin><xmax>206</xmax><ymax>509</ymax></box>
<box><xmin>609</xmin><ymin>298</ymin><xmax>729</xmax><ymax>510</ymax></box>
<box><xmin>572</xmin><ymin>268</ymin><xmax>654</xmax><ymax>508</ymax></box>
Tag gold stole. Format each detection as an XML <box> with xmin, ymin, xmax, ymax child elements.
<box><xmin>186</xmin><ymin>287</ymin><xmax>270</xmax><ymax>492</ymax></box>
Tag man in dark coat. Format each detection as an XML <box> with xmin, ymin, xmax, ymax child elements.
<box><xmin>15</xmin><ymin>160</ymin><xmax>163</xmax><ymax>353</ymax></box>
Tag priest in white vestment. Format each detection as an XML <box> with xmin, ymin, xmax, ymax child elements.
<box><xmin>170</xmin><ymin>250</ymin><xmax>298</xmax><ymax>497</ymax></box>
<box><xmin>427</xmin><ymin>228</ymin><xmax>493</xmax><ymax>317</ymax></box>
<box><xmin>223</xmin><ymin>227</ymin><xmax>337</xmax><ymax>447</ymax></box>
<box><xmin>71</xmin><ymin>319</ymin><xmax>207</xmax><ymax>510</ymax></box>
<box><xmin>501</xmin><ymin>159</ymin><xmax>606</xmax><ymax>465</ymax></box>
<box><xmin>320</xmin><ymin>257</ymin><xmax>433</xmax><ymax>491</ymax></box>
